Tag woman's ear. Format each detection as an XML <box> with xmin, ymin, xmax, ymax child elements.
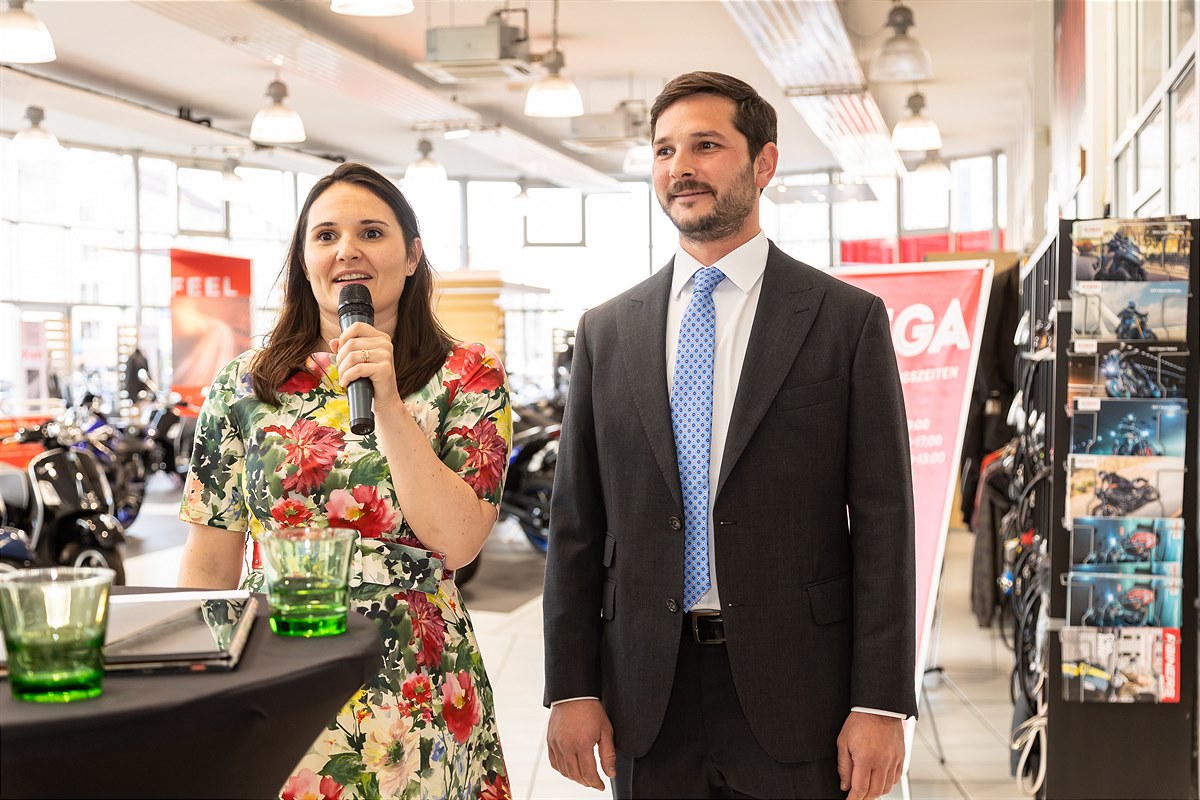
<box><xmin>408</xmin><ymin>237</ymin><xmax>424</xmax><ymax>276</ymax></box>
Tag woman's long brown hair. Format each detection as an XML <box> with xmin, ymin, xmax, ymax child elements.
<box><xmin>249</xmin><ymin>162</ymin><xmax>454</xmax><ymax>406</ymax></box>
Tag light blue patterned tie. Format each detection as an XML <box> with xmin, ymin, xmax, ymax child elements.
<box><xmin>672</xmin><ymin>266</ymin><xmax>726</xmax><ymax>612</ymax></box>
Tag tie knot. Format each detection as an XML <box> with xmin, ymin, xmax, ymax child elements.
<box><xmin>691</xmin><ymin>267</ymin><xmax>726</xmax><ymax>297</ymax></box>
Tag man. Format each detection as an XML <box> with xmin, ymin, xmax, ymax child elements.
<box><xmin>543</xmin><ymin>72</ymin><xmax>917</xmax><ymax>799</ymax></box>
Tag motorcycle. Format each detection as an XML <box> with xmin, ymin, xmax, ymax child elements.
<box><xmin>0</xmin><ymin>419</ymin><xmax>127</xmax><ymax>582</ymax></box>
<box><xmin>143</xmin><ymin>374</ymin><xmax>200</xmax><ymax>484</ymax></box>
<box><xmin>1102</xmin><ymin>347</ymin><xmax>1164</xmax><ymax>398</ymax></box>
<box><xmin>0</xmin><ymin>526</ymin><xmax>38</xmax><ymax>573</ymax></box>
<box><xmin>1095</xmin><ymin>231</ymin><xmax>1147</xmax><ymax>281</ymax></box>
<box><xmin>75</xmin><ymin>393</ymin><xmax>153</xmax><ymax>528</ymax></box>
<box><xmin>1109</xmin><ymin>413</ymin><xmax>1161</xmax><ymax>456</ymax></box>
<box><xmin>1115</xmin><ymin>302</ymin><xmax>1157</xmax><ymax>340</ymax></box>
<box><xmin>1088</xmin><ymin>471</ymin><xmax>1160</xmax><ymax>517</ymax></box>
<box><xmin>1081</xmin><ymin>588</ymin><xmax>1151</xmax><ymax>627</ymax></box>
<box><xmin>1082</xmin><ymin>525</ymin><xmax>1158</xmax><ymax>564</ymax></box>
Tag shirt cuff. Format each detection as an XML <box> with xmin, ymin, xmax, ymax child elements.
<box><xmin>851</xmin><ymin>706</ymin><xmax>909</xmax><ymax>719</ymax></box>
<box><xmin>550</xmin><ymin>696</ymin><xmax>599</xmax><ymax>707</ymax></box>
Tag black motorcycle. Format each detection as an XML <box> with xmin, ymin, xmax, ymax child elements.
<box><xmin>1095</xmin><ymin>231</ymin><xmax>1147</xmax><ymax>281</ymax></box>
<box><xmin>143</xmin><ymin>375</ymin><xmax>200</xmax><ymax>484</ymax></box>
<box><xmin>1102</xmin><ymin>347</ymin><xmax>1163</xmax><ymax>398</ymax></box>
<box><xmin>1115</xmin><ymin>302</ymin><xmax>1157</xmax><ymax>340</ymax></box>
<box><xmin>1089</xmin><ymin>471</ymin><xmax>1160</xmax><ymax>517</ymax></box>
<box><xmin>1109</xmin><ymin>414</ymin><xmax>1161</xmax><ymax>457</ymax></box>
<box><xmin>75</xmin><ymin>394</ymin><xmax>153</xmax><ymax>528</ymax></box>
<box><xmin>0</xmin><ymin>419</ymin><xmax>127</xmax><ymax>582</ymax></box>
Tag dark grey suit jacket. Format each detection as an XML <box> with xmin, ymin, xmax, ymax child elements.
<box><xmin>543</xmin><ymin>242</ymin><xmax>917</xmax><ymax>764</ymax></box>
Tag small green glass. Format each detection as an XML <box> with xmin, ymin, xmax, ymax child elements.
<box><xmin>259</xmin><ymin>528</ymin><xmax>357</xmax><ymax>638</ymax></box>
<box><xmin>0</xmin><ymin>567</ymin><xmax>115</xmax><ymax>703</ymax></box>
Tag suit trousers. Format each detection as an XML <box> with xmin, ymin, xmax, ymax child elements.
<box><xmin>613</xmin><ymin>622</ymin><xmax>847</xmax><ymax>799</ymax></box>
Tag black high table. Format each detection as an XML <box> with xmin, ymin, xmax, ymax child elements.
<box><xmin>0</xmin><ymin>588</ymin><xmax>384</xmax><ymax>799</ymax></box>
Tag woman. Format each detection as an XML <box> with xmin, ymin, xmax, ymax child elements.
<box><xmin>177</xmin><ymin>162</ymin><xmax>511</xmax><ymax>799</ymax></box>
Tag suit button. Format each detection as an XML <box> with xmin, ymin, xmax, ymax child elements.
<box><xmin>666</xmin><ymin>598</ymin><xmax>679</xmax><ymax>613</ymax></box>
<box><xmin>668</xmin><ymin>516</ymin><xmax>682</xmax><ymax>530</ymax></box>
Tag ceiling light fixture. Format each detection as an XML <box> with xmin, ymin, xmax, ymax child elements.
<box><xmin>250</xmin><ymin>77</ymin><xmax>306</xmax><ymax>144</ymax></box>
<box><xmin>891</xmin><ymin>90</ymin><xmax>942</xmax><ymax>151</ymax></box>
<box><xmin>0</xmin><ymin>0</ymin><xmax>56</xmax><ymax>64</ymax></box>
<box><xmin>12</xmin><ymin>104</ymin><xmax>60</xmax><ymax>153</ymax></box>
<box><xmin>915</xmin><ymin>149</ymin><xmax>951</xmax><ymax>176</ymax></box>
<box><xmin>330</xmin><ymin>0</ymin><xmax>414</xmax><ymax>16</ymax></box>
<box><xmin>524</xmin><ymin>0</ymin><xmax>583</xmax><ymax>118</ymax></box>
<box><xmin>869</xmin><ymin>1</ymin><xmax>933</xmax><ymax>83</ymax></box>
<box><xmin>403</xmin><ymin>138</ymin><xmax>447</xmax><ymax>188</ymax></box>
<box><xmin>220</xmin><ymin>157</ymin><xmax>246</xmax><ymax>201</ymax></box>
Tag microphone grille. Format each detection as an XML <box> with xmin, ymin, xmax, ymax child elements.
<box><xmin>338</xmin><ymin>283</ymin><xmax>373</xmax><ymax>316</ymax></box>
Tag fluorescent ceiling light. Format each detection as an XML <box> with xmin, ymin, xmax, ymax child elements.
<box><xmin>0</xmin><ymin>0</ymin><xmax>56</xmax><ymax>64</ymax></box>
<box><xmin>869</xmin><ymin>2</ymin><xmax>933</xmax><ymax>83</ymax></box>
<box><xmin>330</xmin><ymin>0</ymin><xmax>413</xmax><ymax>16</ymax></box>
<box><xmin>250</xmin><ymin>79</ymin><xmax>306</xmax><ymax>144</ymax></box>
<box><xmin>891</xmin><ymin>90</ymin><xmax>941</xmax><ymax>151</ymax></box>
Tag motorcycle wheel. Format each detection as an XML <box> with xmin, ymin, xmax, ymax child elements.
<box><xmin>518</xmin><ymin>480</ymin><xmax>553</xmax><ymax>554</ymax></box>
<box><xmin>453</xmin><ymin>556</ymin><xmax>480</xmax><ymax>587</ymax></box>
<box><xmin>60</xmin><ymin>543</ymin><xmax>126</xmax><ymax>585</ymax></box>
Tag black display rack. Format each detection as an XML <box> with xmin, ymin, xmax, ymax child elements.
<box><xmin>1017</xmin><ymin>217</ymin><xmax>1199</xmax><ymax>798</ymax></box>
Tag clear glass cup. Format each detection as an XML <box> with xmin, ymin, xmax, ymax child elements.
<box><xmin>0</xmin><ymin>567</ymin><xmax>116</xmax><ymax>702</ymax></box>
<box><xmin>258</xmin><ymin>527</ymin><xmax>357</xmax><ymax>638</ymax></box>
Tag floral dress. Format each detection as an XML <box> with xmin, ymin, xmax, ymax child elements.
<box><xmin>179</xmin><ymin>344</ymin><xmax>512</xmax><ymax>800</ymax></box>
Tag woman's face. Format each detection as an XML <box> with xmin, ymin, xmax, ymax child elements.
<box><xmin>302</xmin><ymin>181</ymin><xmax>422</xmax><ymax>341</ymax></box>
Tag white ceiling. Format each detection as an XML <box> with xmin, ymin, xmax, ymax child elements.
<box><xmin>0</xmin><ymin>0</ymin><xmax>1036</xmax><ymax>183</ymax></box>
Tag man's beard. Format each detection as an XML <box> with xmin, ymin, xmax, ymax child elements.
<box><xmin>660</xmin><ymin>163</ymin><xmax>758</xmax><ymax>244</ymax></box>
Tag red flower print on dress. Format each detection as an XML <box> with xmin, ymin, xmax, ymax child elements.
<box><xmin>441</xmin><ymin>670</ymin><xmax>482</xmax><ymax>744</ymax></box>
<box><xmin>404</xmin><ymin>590</ymin><xmax>446</xmax><ymax>668</ymax></box>
<box><xmin>446</xmin><ymin>343</ymin><xmax>505</xmax><ymax>394</ymax></box>
<box><xmin>325</xmin><ymin>486</ymin><xmax>397</xmax><ymax>539</ymax></box>
<box><xmin>400</xmin><ymin>671</ymin><xmax>434</xmax><ymax>706</ymax></box>
<box><xmin>279</xmin><ymin>368</ymin><xmax>320</xmax><ymax>394</ymax></box>
<box><xmin>480</xmin><ymin>773</ymin><xmax>512</xmax><ymax>800</ymax></box>
<box><xmin>280</xmin><ymin>768</ymin><xmax>344</xmax><ymax>800</ymax></box>
<box><xmin>271</xmin><ymin>497</ymin><xmax>313</xmax><ymax>527</ymax></box>
<box><xmin>446</xmin><ymin>417</ymin><xmax>507</xmax><ymax>497</ymax></box>
<box><xmin>263</xmin><ymin>419</ymin><xmax>344</xmax><ymax>496</ymax></box>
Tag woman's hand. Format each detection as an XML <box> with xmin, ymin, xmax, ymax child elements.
<box><xmin>331</xmin><ymin>321</ymin><xmax>401</xmax><ymax>412</ymax></box>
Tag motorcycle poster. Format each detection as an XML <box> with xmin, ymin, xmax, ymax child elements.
<box><xmin>1071</xmin><ymin>281</ymin><xmax>1189</xmax><ymax>341</ymax></box>
<box><xmin>1060</xmin><ymin>626</ymin><xmax>1181</xmax><ymax>704</ymax></box>
<box><xmin>1069</xmin><ymin>398</ymin><xmax>1188</xmax><ymax>457</ymax></box>
<box><xmin>1066</xmin><ymin>455</ymin><xmax>1184</xmax><ymax>519</ymax></box>
<box><xmin>1070</xmin><ymin>517</ymin><xmax>1184</xmax><ymax>568</ymax></box>
<box><xmin>1067</xmin><ymin>341</ymin><xmax>1188</xmax><ymax>401</ymax></box>
<box><xmin>1071</xmin><ymin>217</ymin><xmax>1192</xmax><ymax>282</ymax></box>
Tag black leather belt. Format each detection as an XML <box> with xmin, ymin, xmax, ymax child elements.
<box><xmin>684</xmin><ymin>610</ymin><xmax>725</xmax><ymax>644</ymax></box>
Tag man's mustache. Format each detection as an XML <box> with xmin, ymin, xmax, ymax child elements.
<box><xmin>667</xmin><ymin>180</ymin><xmax>715</xmax><ymax>200</ymax></box>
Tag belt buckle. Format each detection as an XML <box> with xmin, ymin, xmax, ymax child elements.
<box><xmin>690</xmin><ymin>610</ymin><xmax>725</xmax><ymax>644</ymax></box>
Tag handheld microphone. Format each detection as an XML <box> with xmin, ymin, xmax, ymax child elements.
<box><xmin>337</xmin><ymin>283</ymin><xmax>375</xmax><ymax>435</ymax></box>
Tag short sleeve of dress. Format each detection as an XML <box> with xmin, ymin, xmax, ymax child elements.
<box><xmin>438</xmin><ymin>343</ymin><xmax>512</xmax><ymax>507</ymax></box>
<box><xmin>178</xmin><ymin>352</ymin><xmax>251</xmax><ymax>531</ymax></box>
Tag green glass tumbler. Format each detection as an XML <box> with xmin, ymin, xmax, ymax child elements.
<box><xmin>259</xmin><ymin>528</ymin><xmax>357</xmax><ymax>637</ymax></box>
<box><xmin>0</xmin><ymin>567</ymin><xmax>115</xmax><ymax>702</ymax></box>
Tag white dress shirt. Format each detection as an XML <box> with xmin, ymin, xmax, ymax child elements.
<box><xmin>666</xmin><ymin>232</ymin><xmax>769</xmax><ymax>613</ymax></box>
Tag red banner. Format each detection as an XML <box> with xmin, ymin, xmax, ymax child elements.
<box><xmin>169</xmin><ymin>249</ymin><xmax>252</xmax><ymax>405</ymax></box>
<box><xmin>835</xmin><ymin>262</ymin><xmax>992</xmax><ymax>700</ymax></box>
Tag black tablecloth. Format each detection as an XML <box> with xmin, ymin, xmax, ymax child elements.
<box><xmin>0</xmin><ymin>587</ymin><xmax>384</xmax><ymax>799</ymax></box>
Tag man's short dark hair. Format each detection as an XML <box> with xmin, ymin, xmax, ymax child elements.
<box><xmin>650</xmin><ymin>71</ymin><xmax>778</xmax><ymax>159</ymax></box>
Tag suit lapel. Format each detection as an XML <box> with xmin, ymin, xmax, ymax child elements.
<box><xmin>717</xmin><ymin>244</ymin><xmax>825</xmax><ymax>494</ymax></box>
<box><xmin>618</xmin><ymin>261</ymin><xmax>683</xmax><ymax>508</ymax></box>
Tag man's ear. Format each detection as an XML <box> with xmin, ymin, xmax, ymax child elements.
<box><xmin>754</xmin><ymin>142</ymin><xmax>780</xmax><ymax>190</ymax></box>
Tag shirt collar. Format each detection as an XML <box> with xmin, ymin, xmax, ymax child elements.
<box><xmin>670</xmin><ymin>231</ymin><xmax>768</xmax><ymax>300</ymax></box>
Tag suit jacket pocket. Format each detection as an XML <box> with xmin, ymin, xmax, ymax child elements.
<box><xmin>805</xmin><ymin>572</ymin><xmax>852</xmax><ymax>625</ymax></box>
<box><xmin>774</xmin><ymin>376</ymin><xmax>842</xmax><ymax>412</ymax></box>
<box><xmin>601</xmin><ymin>578</ymin><xmax>617</xmax><ymax>620</ymax></box>
<box><xmin>603</xmin><ymin>532</ymin><xmax>616</xmax><ymax>567</ymax></box>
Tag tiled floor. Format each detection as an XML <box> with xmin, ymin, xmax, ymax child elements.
<box><xmin>125</xmin><ymin>478</ymin><xmax>1024</xmax><ymax>799</ymax></box>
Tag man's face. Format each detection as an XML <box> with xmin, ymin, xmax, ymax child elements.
<box><xmin>651</xmin><ymin>93</ymin><xmax>772</xmax><ymax>244</ymax></box>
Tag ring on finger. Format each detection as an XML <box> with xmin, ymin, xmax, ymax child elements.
<box><xmin>361</xmin><ymin>349</ymin><xmax>371</xmax><ymax>362</ymax></box>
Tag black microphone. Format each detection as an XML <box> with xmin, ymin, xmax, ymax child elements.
<box><xmin>337</xmin><ymin>283</ymin><xmax>375</xmax><ymax>435</ymax></box>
